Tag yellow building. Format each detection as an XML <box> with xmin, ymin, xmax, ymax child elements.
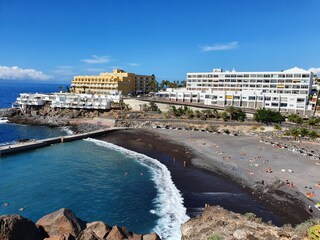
<box><xmin>71</xmin><ymin>69</ymin><xmax>156</xmax><ymax>94</ymax></box>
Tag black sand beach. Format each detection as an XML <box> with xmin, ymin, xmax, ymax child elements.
<box><xmin>98</xmin><ymin>128</ymin><xmax>311</xmax><ymax>226</ymax></box>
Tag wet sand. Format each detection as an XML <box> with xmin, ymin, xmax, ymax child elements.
<box><xmin>98</xmin><ymin>128</ymin><xmax>318</xmax><ymax>226</ymax></box>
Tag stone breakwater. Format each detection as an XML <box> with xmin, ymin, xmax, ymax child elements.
<box><xmin>0</xmin><ymin>208</ymin><xmax>161</xmax><ymax>240</ymax></box>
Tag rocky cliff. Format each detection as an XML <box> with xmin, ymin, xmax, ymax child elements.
<box><xmin>0</xmin><ymin>208</ymin><xmax>161</xmax><ymax>240</ymax></box>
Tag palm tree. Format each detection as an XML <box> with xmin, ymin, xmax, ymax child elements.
<box><xmin>299</xmin><ymin>128</ymin><xmax>309</xmax><ymax>138</ymax></box>
<box><xmin>308</xmin><ymin>130</ymin><xmax>319</xmax><ymax>140</ymax></box>
<box><xmin>289</xmin><ymin>128</ymin><xmax>300</xmax><ymax>141</ymax></box>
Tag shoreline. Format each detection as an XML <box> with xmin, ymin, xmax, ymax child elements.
<box><xmin>97</xmin><ymin>128</ymin><xmax>319</xmax><ymax>226</ymax></box>
<box><xmin>2</xmin><ymin>106</ymin><xmax>319</xmax><ymax>225</ymax></box>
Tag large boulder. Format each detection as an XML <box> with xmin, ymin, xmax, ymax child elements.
<box><xmin>36</xmin><ymin>208</ymin><xmax>85</xmax><ymax>239</ymax></box>
<box><xmin>77</xmin><ymin>221</ymin><xmax>111</xmax><ymax>240</ymax></box>
<box><xmin>106</xmin><ymin>226</ymin><xmax>126</xmax><ymax>240</ymax></box>
<box><xmin>142</xmin><ymin>233</ymin><xmax>161</xmax><ymax>240</ymax></box>
<box><xmin>0</xmin><ymin>214</ymin><xmax>42</xmax><ymax>240</ymax></box>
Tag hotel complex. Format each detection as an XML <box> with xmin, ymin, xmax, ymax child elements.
<box><xmin>71</xmin><ymin>69</ymin><xmax>156</xmax><ymax>95</ymax></box>
<box><xmin>14</xmin><ymin>92</ymin><xmax>121</xmax><ymax>112</ymax></box>
<box><xmin>156</xmin><ymin>67</ymin><xmax>317</xmax><ymax>115</ymax></box>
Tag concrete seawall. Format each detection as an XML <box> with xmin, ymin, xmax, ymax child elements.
<box><xmin>0</xmin><ymin>128</ymin><xmax>126</xmax><ymax>157</ymax></box>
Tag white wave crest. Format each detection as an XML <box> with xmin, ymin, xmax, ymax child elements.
<box><xmin>60</xmin><ymin>126</ymin><xmax>73</xmax><ymax>135</ymax></box>
<box><xmin>0</xmin><ymin>117</ymin><xmax>8</xmax><ymax>123</ymax></box>
<box><xmin>85</xmin><ymin>138</ymin><xmax>189</xmax><ymax>240</ymax></box>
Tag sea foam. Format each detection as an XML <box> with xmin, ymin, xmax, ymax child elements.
<box><xmin>86</xmin><ymin>138</ymin><xmax>189</xmax><ymax>240</ymax></box>
<box><xmin>60</xmin><ymin>126</ymin><xmax>74</xmax><ymax>135</ymax></box>
<box><xmin>0</xmin><ymin>117</ymin><xmax>8</xmax><ymax>124</ymax></box>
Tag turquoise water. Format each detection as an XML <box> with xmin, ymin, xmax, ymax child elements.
<box><xmin>0</xmin><ymin>140</ymin><xmax>160</xmax><ymax>234</ymax></box>
<box><xmin>0</xmin><ymin>123</ymin><xmax>68</xmax><ymax>146</ymax></box>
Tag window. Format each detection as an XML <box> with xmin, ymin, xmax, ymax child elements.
<box><xmin>249</xmin><ymin>96</ymin><xmax>255</xmax><ymax>100</ymax></box>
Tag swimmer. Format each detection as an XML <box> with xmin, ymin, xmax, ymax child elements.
<box><xmin>19</xmin><ymin>207</ymin><xmax>25</xmax><ymax>211</ymax></box>
<box><xmin>2</xmin><ymin>202</ymin><xmax>9</xmax><ymax>207</ymax></box>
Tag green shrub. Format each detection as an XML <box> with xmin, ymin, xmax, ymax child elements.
<box><xmin>209</xmin><ymin>233</ymin><xmax>223</xmax><ymax>240</ymax></box>
<box><xmin>254</xmin><ymin>108</ymin><xmax>285</xmax><ymax>124</ymax></box>
<box><xmin>244</xmin><ymin>212</ymin><xmax>257</xmax><ymax>221</ymax></box>
<box><xmin>308</xmin><ymin>225</ymin><xmax>320</xmax><ymax>240</ymax></box>
<box><xmin>274</xmin><ymin>124</ymin><xmax>282</xmax><ymax>130</ymax></box>
<box><xmin>288</xmin><ymin>113</ymin><xmax>303</xmax><ymax>124</ymax></box>
<box><xmin>260</xmin><ymin>127</ymin><xmax>265</xmax><ymax>131</ymax></box>
<box><xmin>295</xmin><ymin>219</ymin><xmax>320</xmax><ymax>236</ymax></box>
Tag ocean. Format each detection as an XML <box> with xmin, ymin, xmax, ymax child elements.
<box><xmin>0</xmin><ymin>82</ymin><xmax>188</xmax><ymax>239</ymax></box>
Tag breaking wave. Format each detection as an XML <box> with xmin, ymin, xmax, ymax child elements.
<box><xmin>0</xmin><ymin>117</ymin><xmax>8</xmax><ymax>124</ymax></box>
<box><xmin>86</xmin><ymin>138</ymin><xmax>189</xmax><ymax>240</ymax></box>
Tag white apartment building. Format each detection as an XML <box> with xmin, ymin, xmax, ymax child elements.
<box><xmin>156</xmin><ymin>67</ymin><xmax>317</xmax><ymax>115</ymax></box>
<box><xmin>15</xmin><ymin>92</ymin><xmax>121</xmax><ymax>112</ymax></box>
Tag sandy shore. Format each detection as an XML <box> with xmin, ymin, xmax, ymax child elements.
<box><xmin>149</xmin><ymin>128</ymin><xmax>320</xmax><ymax>218</ymax></box>
<box><xmin>98</xmin><ymin>128</ymin><xmax>319</xmax><ymax>226</ymax></box>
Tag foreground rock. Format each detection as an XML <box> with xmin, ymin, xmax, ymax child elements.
<box><xmin>181</xmin><ymin>206</ymin><xmax>304</xmax><ymax>240</ymax></box>
<box><xmin>0</xmin><ymin>215</ymin><xmax>42</xmax><ymax>240</ymax></box>
<box><xmin>0</xmin><ymin>208</ymin><xmax>161</xmax><ymax>240</ymax></box>
<box><xmin>36</xmin><ymin>208</ymin><xmax>86</xmax><ymax>239</ymax></box>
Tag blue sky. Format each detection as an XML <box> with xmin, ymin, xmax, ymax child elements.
<box><xmin>0</xmin><ymin>0</ymin><xmax>319</xmax><ymax>83</ymax></box>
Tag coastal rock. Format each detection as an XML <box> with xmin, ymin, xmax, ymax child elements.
<box><xmin>76</xmin><ymin>231</ymin><xmax>99</xmax><ymax>240</ymax></box>
<box><xmin>0</xmin><ymin>214</ymin><xmax>42</xmax><ymax>240</ymax></box>
<box><xmin>77</xmin><ymin>221</ymin><xmax>111</xmax><ymax>239</ymax></box>
<box><xmin>36</xmin><ymin>208</ymin><xmax>85</xmax><ymax>239</ymax></box>
<box><xmin>142</xmin><ymin>233</ymin><xmax>161</xmax><ymax>240</ymax></box>
<box><xmin>181</xmin><ymin>206</ymin><xmax>302</xmax><ymax>240</ymax></box>
<box><xmin>129</xmin><ymin>233</ymin><xmax>143</xmax><ymax>240</ymax></box>
<box><xmin>0</xmin><ymin>108</ymin><xmax>19</xmax><ymax>118</ymax></box>
<box><xmin>233</xmin><ymin>229</ymin><xmax>247</xmax><ymax>239</ymax></box>
<box><xmin>106</xmin><ymin>225</ymin><xmax>126</xmax><ymax>240</ymax></box>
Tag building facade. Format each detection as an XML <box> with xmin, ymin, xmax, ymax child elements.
<box><xmin>71</xmin><ymin>69</ymin><xmax>156</xmax><ymax>95</ymax></box>
<box><xmin>156</xmin><ymin>67</ymin><xmax>317</xmax><ymax>115</ymax></box>
<box><xmin>14</xmin><ymin>92</ymin><xmax>120</xmax><ymax>112</ymax></box>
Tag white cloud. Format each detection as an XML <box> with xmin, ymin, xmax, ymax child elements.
<box><xmin>200</xmin><ymin>41</ymin><xmax>239</xmax><ymax>52</ymax></box>
<box><xmin>81</xmin><ymin>55</ymin><xmax>112</xmax><ymax>64</ymax></box>
<box><xmin>309</xmin><ymin>67</ymin><xmax>320</xmax><ymax>75</ymax></box>
<box><xmin>0</xmin><ymin>66</ymin><xmax>53</xmax><ymax>80</ymax></box>
<box><xmin>128</xmin><ymin>63</ymin><xmax>140</xmax><ymax>67</ymax></box>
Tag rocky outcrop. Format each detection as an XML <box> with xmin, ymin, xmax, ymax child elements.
<box><xmin>77</xmin><ymin>221</ymin><xmax>111</xmax><ymax>239</ymax></box>
<box><xmin>6</xmin><ymin>105</ymin><xmax>107</xmax><ymax>127</ymax></box>
<box><xmin>0</xmin><ymin>208</ymin><xmax>161</xmax><ymax>240</ymax></box>
<box><xmin>36</xmin><ymin>208</ymin><xmax>86</xmax><ymax>239</ymax></box>
<box><xmin>0</xmin><ymin>215</ymin><xmax>42</xmax><ymax>240</ymax></box>
<box><xmin>181</xmin><ymin>206</ymin><xmax>303</xmax><ymax>240</ymax></box>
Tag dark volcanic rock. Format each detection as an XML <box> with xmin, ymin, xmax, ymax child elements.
<box><xmin>0</xmin><ymin>214</ymin><xmax>42</xmax><ymax>240</ymax></box>
<box><xmin>36</xmin><ymin>208</ymin><xmax>85</xmax><ymax>239</ymax></box>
